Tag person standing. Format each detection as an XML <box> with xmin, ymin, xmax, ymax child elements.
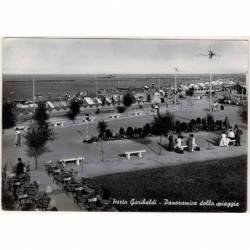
<box><xmin>14</xmin><ymin>128</ymin><xmax>22</xmax><ymax>147</ymax></box>
<box><xmin>187</xmin><ymin>134</ymin><xmax>194</xmax><ymax>152</ymax></box>
<box><xmin>168</xmin><ymin>134</ymin><xmax>174</xmax><ymax>151</ymax></box>
<box><xmin>234</xmin><ymin>125</ymin><xmax>242</xmax><ymax>146</ymax></box>
<box><xmin>16</xmin><ymin>158</ymin><xmax>25</xmax><ymax>175</ymax></box>
<box><xmin>227</xmin><ymin>129</ymin><xmax>235</xmax><ymax>140</ymax></box>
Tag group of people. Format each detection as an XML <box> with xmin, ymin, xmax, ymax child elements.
<box><xmin>168</xmin><ymin>133</ymin><xmax>198</xmax><ymax>153</ymax></box>
<box><xmin>219</xmin><ymin>124</ymin><xmax>242</xmax><ymax>147</ymax></box>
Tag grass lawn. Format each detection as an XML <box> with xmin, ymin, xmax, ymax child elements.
<box><xmin>91</xmin><ymin>155</ymin><xmax>247</xmax><ymax>212</ymax></box>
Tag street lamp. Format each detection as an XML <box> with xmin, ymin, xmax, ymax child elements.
<box><xmin>76</xmin><ymin>130</ymin><xmax>84</xmax><ymax>178</ymax></box>
<box><xmin>196</xmin><ymin>49</ymin><xmax>220</xmax><ymax>111</ymax></box>
<box><xmin>174</xmin><ymin>67</ymin><xmax>179</xmax><ymax>109</ymax></box>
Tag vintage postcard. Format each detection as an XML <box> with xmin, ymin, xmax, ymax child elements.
<box><xmin>1</xmin><ymin>38</ymin><xmax>248</xmax><ymax>212</ymax></box>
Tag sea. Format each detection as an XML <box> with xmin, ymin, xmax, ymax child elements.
<box><xmin>2</xmin><ymin>73</ymin><xmax>245</xmax><ymax>101</ymax></box>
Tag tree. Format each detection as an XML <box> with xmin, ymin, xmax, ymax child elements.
<box><xmin>97</xmin><ymin>120</ymin><xmax>107</xmax><ymax>161</ymax></box>
<box><xmin>116</xmin><ymin>106</ymin><xmax>126</xmax><ymax>113</ymax></box>
<box><xmin>151</xmin><ymin>111</ymin><xmax>175</xmax><ymax>154</ymax></box>
<box><xmin>143</xmin><ymin>123</ymin><xmax>151</xmax><ymax>136</ymax></box>
<box><xmin>33</xmin><ymin>101</ymin><xmax>49</xmax><ymax>125</ymax></box>
<box><xmin>67</xmin><ymin>98</ymin><xmax>81</xmax><ymax>121</ymax></box>
<box><xmin>24</xmin><ymin>122</ymin><xmax>54</xmax><ymax>170</ymax></box>
<box><xmin>126</xmin><ymin>127</ymin><xmax>134</xmax><ymax>137</ymax></box>
<box><xmin>105</xmin><ymin>129</ymin><xmax>112</xmax><ymax>139</ymax></box>
<box><xmin>2</xmin><ymin>102</ymin><xmax>16</xmax><ymax>129</ymax></box>
<box><xmin>240</xmin><ymin>105</ymin><xmax>247</xmax><ymax>124</ymax></box>
<box><xmin>123</xmin><ymin>92</ymin><xmax>135</xmax><ymax>107</ymax></box>
<box><xmin>119</xmin><ymin>127</ymin><xmax>125</xmax><ymax>137</ymax></box>
<box><xmin>175</xmin><ymin>120</ymin><xmax>181</xmax><ymax>134</ymax></box>
<box><xmin>206</xmin><ymin>113</ymin><xmax>215</xmax><ymax>131</ymax></box>
<box><xmin>186</xmin><ymin>87</ymin><xmax>194</xmax><ymax>106</ymax></box>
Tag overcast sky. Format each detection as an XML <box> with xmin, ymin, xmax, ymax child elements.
<box><xmin>3</xmin><ymin>38</ymin><xmax>249</xmax><ymax>75</ymax></box>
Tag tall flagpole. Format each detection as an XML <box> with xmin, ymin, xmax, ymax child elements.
<box><xmin>174</xmin><ymin>67</ymin><xmax>178</xmax><ymax>109</ymax></box>
<box><xmin>209</xmin><ymin>58</ymin><xmax>212</xmax><ymax>111</ymax></box>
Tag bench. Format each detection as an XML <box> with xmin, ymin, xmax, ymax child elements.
<box><xmin>60</xmin><ymin>157</ymin><xmax>84</xmax><ymax>166</ymax></box>
<box><xmin>53</xmin><ymin>121</ymin><xmax>64</xmax><ymax>127</ymax></box>
<box><xmin>82</xmin><ymin>117</ymin><xmax>94</xmax><ymax>123</ymax></box>
<box><xmin>124</xmin><ymin>150</ymin><xmax>146</xmax><ymax>159</ymax></box>
<box><xmin>228</xmin><ymin>139</ymin><xmax>236</xmax><ymax>145</ymax></box>
<box><xmin>132</xmin><ymin>112</ymin><xmax>142</xmax><ymax>116</ymax></box>
<box><xmin>179</xmin><ymin>145</ymin><xmax>188</xmax><ymax>151</ymax></box>
<box><xmin>109</xmin><ymin>114</ymin><xmax>120</xmax><ymax>119</ymax></box>
<box><xmin>15</xmin><ymin>126</ymin><xmax>28</xmax><ymax>131</ymax></box>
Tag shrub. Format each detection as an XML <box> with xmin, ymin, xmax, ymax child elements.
<box><xmin>196</xmin><ymin>117</ymin><xmax>202</xmax><ymax>130</ymax></box>
<box><xmin>206</xmin><ymin>113</ymin><xmax>215</xmax><ymax>131</ymax></box>
<box><xmin>137</xmin><ymin>127</ymin><xmax>143</xmax><ymax>138</ymax></box>
<box><xmin>196</xmin><ymin>117</ymin><xmax>201</xmax><ymax>124</ymax></box>
<box><xmin>2</xmin><ymin>102</ymin><xmax>16</xmax><ymax>129</ymax></box>
<box><xmin>119</xmin><ymin>127</ymin><xmax>125</xmax><ymax>137</ymax></box>
<box><xmin>133</xmin><ymin>127</ymin><xmax>139</xmax><ymax>137</ymax></box>
<box><xmin>181</xmin><ymin>122</ymin><xmax>188</xmax><ymax>132</ymax></box>
<box><xmin>105</xmin><ymin>129</ymin><xmax>113</xmax><ymax>139</ymax></box>
<box><xmin>126</xmin><ymin>127</ymin><xmax>134</xmax><ymax>137</ymax></box>
<box><xmin>188</xmin><ymin>121</ymin><xmax>194</xmax><ymax>132</ymax></box>
<box><xmin>143</xmin><ymin>123</ymin><xmax>151</xmax><ymax>136</ymax></box>
<box><xmin>116</xmin><ymin>106</ymin><xmax>126</xmax><ymax>113</ymax></box>
<box><xmin>123</xmin><ymin>92</ymin><xmax>135</xmax><ymax>107</ymax></box>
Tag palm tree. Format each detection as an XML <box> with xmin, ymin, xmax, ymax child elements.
<box><xmin>97</xmin><ymin>120</ymin><xmax>107</xmax><ymax>161</ymax></box>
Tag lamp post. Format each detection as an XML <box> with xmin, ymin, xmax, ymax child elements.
<box><xmin>76</xmin><ymin>130</ymin><xmax>84</xmax><ymax>178</ymax></box>
<box><xmin>174</xmin><ymin>67</ymin><xmax>179</xmax><ymax>109</ymax></box>
<box><xmin>196</xmin><ymin>49</ymin><xmax>219</xmax><ymax>111</ymax></box>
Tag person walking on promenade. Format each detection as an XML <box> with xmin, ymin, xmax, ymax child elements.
<box><xmin>14</xmin><ymin>128</ymin><xmax>22</xmax><ymax>147</ymax></box>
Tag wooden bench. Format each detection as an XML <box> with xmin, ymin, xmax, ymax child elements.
<box><xmin>60</xmin><ymin>157</ymin><xmax>84</xmax><ymax>166</ymax></box>
<box><xmin>124</xmin><ymin>150</ymin><xmax>146</xmax><ymax>159</ymax></box>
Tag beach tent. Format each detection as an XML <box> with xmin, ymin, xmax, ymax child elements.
<box><xmin>151</xmin><ymin>92</ymin><xmax>161</xmax><ymax>104</ymax></box>
<box><xmin>28</xmin><ymin>103</ymin><xmax>38</xmax><ymax>109</ymax></box>
<box><xmin>105</xmin><ymin>97</ymin><xmax>112</xmax><ymax>104</ymax></box>
<box><xmin>95</xmin><ymin>97</ymin><xmax>102</xmax><ymax>105</ymax></box>
<box><xmin>46</xmin><ymin>101</ymin><xmax>55</xmax><ymax>109</ymax></box>
<box><xmin>84</xmin><ymin>97</ymin><xmax>95</xmax><ymax>106</ymax></box>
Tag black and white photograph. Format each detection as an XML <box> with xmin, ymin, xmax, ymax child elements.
<box><xmin>1</xmin><ymin>38</ymin><xmax>248</xmax><ymax>212</ymax></box>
